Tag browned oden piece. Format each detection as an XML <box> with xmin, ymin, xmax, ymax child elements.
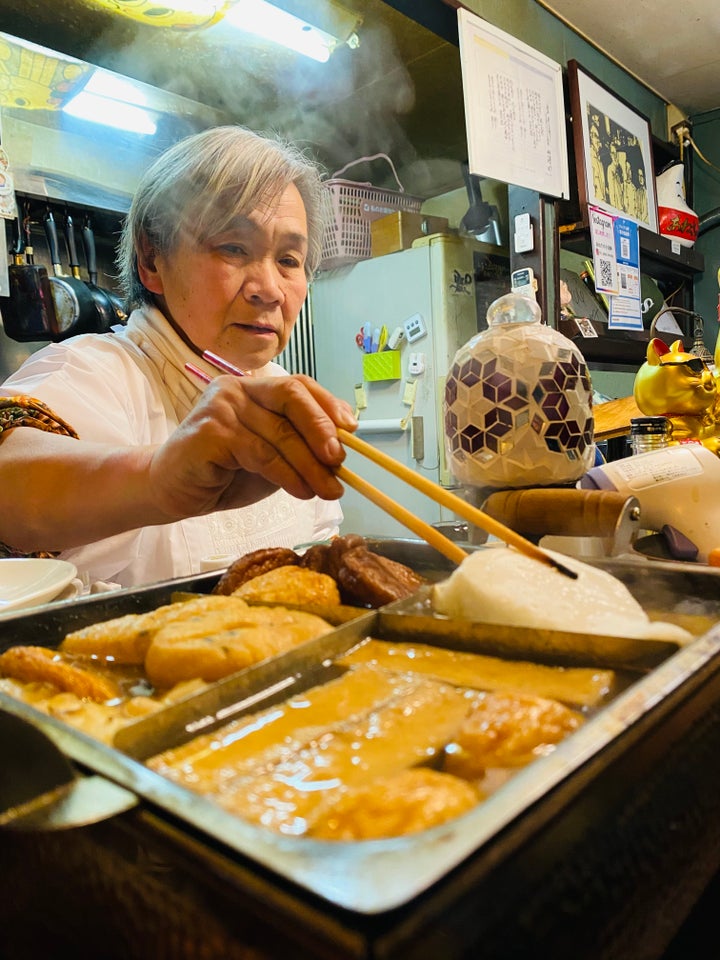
<box><xmin>443</xmin><ymin>690</ymin><xmax>584</xmax><ymax>779</ymax></box>
<box><xmin>213</xmin><ymin>547</ymin><xmax>299</xmax><ymax>595</ymax></box>
<box><xmin>214</xmin><ymin>536</ymin><xmax>427</xmax><ymax>608</ymax></box>
<box><xmin>0</xmin><ymin>645</ymin><xmax>120</xmax><ymax>702</ymax></box>
<box><xmin>336</xmin><ymin>546</ymin><xmax>426</xmax><ymax>607</ymax></box>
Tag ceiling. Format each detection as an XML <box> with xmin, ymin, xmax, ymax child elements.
<box><xmin>0</xmin><ymin>0</ymin><xmax>467</xmax><ymax>199</ymax></box>
<box><xmin>1</xmin><ymin>0</ymin><xmax>718</xmax><ymax>210</ymax></box>
<box><xmin>539</xmin><ymin>0</ymin><xmax>720</xmax><ymax>117</ymax></box>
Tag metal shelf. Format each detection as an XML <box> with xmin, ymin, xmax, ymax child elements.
<box><xmin>559</xmin><ymin>225</ymin><xmax>704</xmax><ymax>284</ymax></box>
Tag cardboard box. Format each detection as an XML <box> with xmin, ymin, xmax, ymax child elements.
<box><xmin>370</xmin><ymin>211</ymin><xmax>449</xmax><ymax>258</ymax></box>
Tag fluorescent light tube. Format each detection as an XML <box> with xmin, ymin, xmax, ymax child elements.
<box><xmin>224</xmin><ymin>0</ymin><xmax>337</xmax><ymax>62</ymax></box>
<box><xmin>81</xmin><ymin>69</ymin><xmax>150</xmax><ymax>106</ymax></box>
<box><xmin>63</xmin><ymin>91</ymin><xmax>157</xmax><ymax>135</ymax></box>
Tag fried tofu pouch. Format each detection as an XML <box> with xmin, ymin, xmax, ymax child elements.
<box><xmin>144</xmin><ymin>606</ymin><xmax>334</xmax><ymax>687</ymax></box>
<box><xmin>60</xmin><ymin>595</ymin><xmax>251</xmax><ymax>664</ymax></box>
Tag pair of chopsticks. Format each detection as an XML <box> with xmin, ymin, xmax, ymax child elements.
<box><xmin>185</xmin><ymin>350</ymin><xmax>243</xmax><ymax>384</ymax></box>
<box><xmin>336</xmin><ymin>430</ymin><xmax>577</xmax><ymax>579</ymax></box>
<box><xmin>185</xmin><ymin>352</ymin><xmax>577</xmax><ymax>579</ymax></box>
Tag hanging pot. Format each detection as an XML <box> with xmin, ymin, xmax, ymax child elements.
<box><xmin>0</xmin><ymin>211</ymin><xmax>58</xmax><ymax>342</ymax></box>
<box><xmin>43</xmin><ymin>209</ymin><xmax>104</xmax><ymax>339</ymax></box>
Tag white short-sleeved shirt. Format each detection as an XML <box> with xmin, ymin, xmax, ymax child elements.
<box><xmin>0</xmin><ymin>306</ymin><xmax>342</xmax><ymax>588</ymax></box>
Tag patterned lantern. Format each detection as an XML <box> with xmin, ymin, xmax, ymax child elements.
<box><xmin>444</xmin><ymin>294</ymin><xmax>594</xmax><ymax>489</ymax></box>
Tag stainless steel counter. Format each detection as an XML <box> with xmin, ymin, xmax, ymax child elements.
<box><xmin>2</xmin><ymin>543</ymin><xmax>720</xmax><ymax>958</ymax></box>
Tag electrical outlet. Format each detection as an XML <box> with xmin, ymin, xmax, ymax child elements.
<box><xmin>671</xmin><ymin>119</ymin><xmax>692</xmax><ymax>146</ymax></box>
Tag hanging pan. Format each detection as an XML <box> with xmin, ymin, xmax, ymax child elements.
<box><xmin>43</xmin><ymin>208</ymin><xmax>103</xmax><ymax>340</ymax></box>
<box><xmin>64</xmin><ymin>212</ymin><xmax>116</xmax><ymax>333</ymax></box>
<box><xmin>80</xmin><ymin>215</ymin><xmax>127</xmax><ymax>326</ymax></box>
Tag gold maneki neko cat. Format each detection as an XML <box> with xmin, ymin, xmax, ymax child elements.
<box><xmin>633</xmin><ymin>338</ymin><xmax>720</xmax><ymax>455</ymax></box>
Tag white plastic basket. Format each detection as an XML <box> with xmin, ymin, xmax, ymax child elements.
<box><xmin>319</xmin><ymin>155</ymin><xmax>423</xmax><ymax>270</ymax></box>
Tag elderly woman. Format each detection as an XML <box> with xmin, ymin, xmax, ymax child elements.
<box><xmin>0</xmin><ymin>126</ymin><xmax>356</xmax><ymax>588</ymax></box>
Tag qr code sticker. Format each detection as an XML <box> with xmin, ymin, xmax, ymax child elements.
<box><xmin>598</xmin><ymin>258</ymin><xmax>614</xmax><ymax>289</ymax></box>
<box><xmin>620</xmin><ymin>237</ymin><xmax>630</xmax><ymax>259</ymax></box>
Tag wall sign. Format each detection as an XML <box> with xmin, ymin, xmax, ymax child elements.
<box><xmin>457</xmin><ymin>8</ymin><xmax>569</xmax><ymax>199</ymax></box>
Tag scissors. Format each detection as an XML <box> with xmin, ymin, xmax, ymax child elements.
<box><xmin>355</xmin><ymin>331</ymin><xmax>365</xmax><ymax>351</ymax></box>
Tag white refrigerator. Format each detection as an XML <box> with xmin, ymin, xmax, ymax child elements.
<box><xmin>310</xmin><ymin>234</ymin><xmax>508</xmax><ymax>538</ymax></box>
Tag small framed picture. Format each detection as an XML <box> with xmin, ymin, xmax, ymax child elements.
<box><xmin>567</xmin><ymin>59</ymin><xmax>658</xmax><ymax>233</ymax></box>
<box><xmin>574</xmin><ymin>316</ymin><xmax>599</xmax><ymax>338</ymax></box>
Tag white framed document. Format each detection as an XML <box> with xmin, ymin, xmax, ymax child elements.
<box><xmin>457</xmin><ymin>8</ymin><xmax>569</xmax><ymax>199</ymax></box>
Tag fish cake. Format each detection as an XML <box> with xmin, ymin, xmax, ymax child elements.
<box><xmin>145</xmin><ymin>607</ymin><xmax>333</xmax><ymax>687</ymax></box>
<box><xmin>443</xmin><ymin>690</ymin><xmax>584</xmax><ymax>779</ymax></box>
<box><xmin>0</xmin><ymin>645</ymin><xmax>120</xmax><ymax>702</ymax></box>
<box><xmin>60</xmin><ymin>595</ymin><xmax>250</xmax><ymax>664</ymax></box>
<box><xmin>307</xmin><ymin>768</ymin><xmax>480</xmax><ymax>841</ymax></box>
<box><xmin>231</xmin><ymin>566</ymin><xmax>341</xmax><ymax>606</ymax></box>
<box><xmin>339</xmin><ymin>639</ymin><xmax>614</xmax><ymax>708</ymax></box>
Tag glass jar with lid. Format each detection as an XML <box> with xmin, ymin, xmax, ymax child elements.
<box><xmin>629</xmin><ymin>416</ymin><xmax>672</xmax><ymax>455</ymax></box>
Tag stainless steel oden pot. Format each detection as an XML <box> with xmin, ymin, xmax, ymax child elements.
<box><xmin>4</xmin><ymin>543</ymin><xmax>720</xmax><ymax>960</ymax></box>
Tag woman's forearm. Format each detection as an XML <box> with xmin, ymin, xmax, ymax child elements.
<box><xmin>0</xmin><ymin>376</ymin><xmax>354</xmax><ymax>554</ymax></box>
<box><xmin>0</xmin><ymin>430</ymin><xmax>162</xmax><ymax>552</ymax></box>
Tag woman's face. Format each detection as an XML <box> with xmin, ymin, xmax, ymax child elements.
<box><xmin>140</xmin><ymin>182</ymin><xmax>309</xmax><ymax>371</ymax></box>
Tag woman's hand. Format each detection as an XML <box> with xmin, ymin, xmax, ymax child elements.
<box><xmin>0</xmin><ymin>375</ymin><xmax>356</xmax><ymax>553</ymax></box>
<box><xmin>149</xmin><ymin>374</ymin><xmax>358</xmax><ymax>519</ymax></box>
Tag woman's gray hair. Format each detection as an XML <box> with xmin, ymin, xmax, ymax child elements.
<box><xmin>116</xmin><ymin>125</ymin><xmax>326</xmax><ymax>307</ymax></box>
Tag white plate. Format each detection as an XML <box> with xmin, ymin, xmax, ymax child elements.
<box><xmin>0</xmin><ymin>558</ymin><xmax>78</xmax><ymax>613</ymax></box>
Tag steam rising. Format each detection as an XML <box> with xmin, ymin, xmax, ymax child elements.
<box><xmin>80</xmin><ymin>6</ymin><xmax>464</xmax><ymax>198</ymax></box>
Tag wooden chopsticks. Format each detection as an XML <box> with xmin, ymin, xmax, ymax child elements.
<box><xmin>336</xmin><ymin>465</ymin><xmax>468</xmax><ymax>565</ymax></box>
<box><xmin>338</xmin><ymin>429</ymin><xmax>578</xmax><ymax>580</ymax></box>
<box><xmin>185</xmin><ymin>353</ymin><xmax>576</xmax><ymax>576</ymax></box>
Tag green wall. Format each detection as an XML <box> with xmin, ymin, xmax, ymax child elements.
<box><xmin>464</xmin><ymin>1</ymin><xmax>720</xmax><ymax>365</ymax></box>
<box><xmin>462</xmin><ymin>0</ymin><xmax>667</xmax><ymax>137</ymax></box>
<box><xmin>690</xmin><ymin>108</ymin><xmax>720</xmax><ymax>355</ymax></box>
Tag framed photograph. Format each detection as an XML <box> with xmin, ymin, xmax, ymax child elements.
<box><xmin>567</xmin><ymin>59</ymin><xmax>658</xmax><ymax>233</ymax></box>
